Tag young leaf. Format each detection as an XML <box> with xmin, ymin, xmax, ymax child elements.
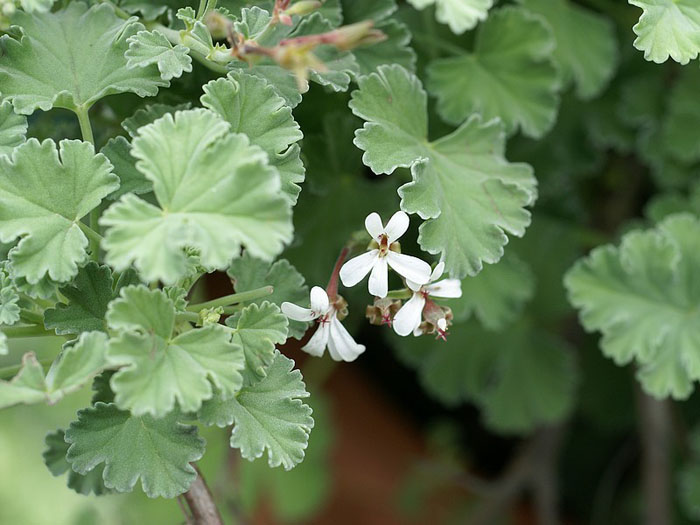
<box><xmin>629</xmin><ymin>0</ymin><xmax>700</xmax><ymax>64</ymax></box>
<box><xmin>0</xmin><ymin>262</ymin><xmax>20</xmax><ymax>325</ymax></box>
<box><xmin>201</xmin><ymin>72</ymin><xmax>305</xmax><ymax>204</ymax></box>
<box><xmin>0</xmin><ymin>2</ymin><xmax>166</xmax><ymax>115</ymax></box>
<box><xmin>65</xmin><ymin>402</ymin><xmax>205</xmax><ymax>498</ymax></box>
<box><xmin>351</xmin><ymin>65</ymin><xmax>536</xmax><ymax>278</ymax></box>
<box><xmin>226</xmin><ymin>302</ymin><xmax>289</xmax><ymax>385</ymax></box>
<box><xmin>101</xmin><ymin>109</ymin><xmax>293</xmax><ymax>284</ymax></box>
<box><xmin>0</xmin><ymin>139</ymin><xmax>118</xmax><ymax>284</ymax></box>
<box><xmin>427</xmin><ymin>7</ymin><xmax>560</xmax><ymax>138</ymax></box>
<box><xmin>43</xmin><ymin>429</ymin><xmax>111</xmax><ymax>496</ymax></box>
<box><xmin>44</xmin><ymin>262</ymin><xmax>125</xmax><ymax>335</ymax></box>
<box><xmin>106</xmin><ymin>285</ymin><xmax>245</xmax><ymax>417</ymax></box>
<box><xmin>0</xmin><ymin>332</ymin><xmax>109</xmax><ymax>409</ymax></box>
<box><xmin>125</xmin><ymin>30</ymin><xmax>193</xmax><ymax>81</ymax></box>
<box><xmin>227</xmin><ymin>253</ymin><xmax>310</xmax><ymax>339</ymax></box>
<box><xmin>199</xmin><ymin>351</ymin><xmax>313</xmax><ymax>470</ymax></box>
<box><xmin>0</xmin><ymin>101</ymin><xmax>27</xmax><ymax>158</ymax></box>
<box><xmin>518</xmin><ymin>0</ymin><xmax>617</xmax><ymax>99</ymax></box>
<box><xmin>565</xmin><ymin>213</ymin><xmax>700</xmax><ymax>399</ymax></box>
<box><xmin>406</xmin><ymin>0</ymin><xmax>494</xmax><ymax>34</ymax></box>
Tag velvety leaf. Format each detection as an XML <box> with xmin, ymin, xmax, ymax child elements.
<box><xmin>0</xmin><ymin>100</ymin><xmax>27</xmax><ymax>157</ymax></box>
<box><xmin>43</xmin><ymin>430</ymin><xmax>111</xmax><ymax>496</ymax></box>
<box><xmin>125</xmin><ymin>30</ymin><xmax>193</xmax><ymax>81</ymax></box>
<box><xmin>407</xmin><ymin>0</ymin><xmax>494</xmax><ymax>34</ymax></box>
<box><xmin>0</xmin><ymin>262</ymin><xmax>20</xmax><ymax>325</ymax></box>
<box><xmin>101</xmin><ymin>136</ymin><xmax>151</xmax><ymax>200</ymax></box>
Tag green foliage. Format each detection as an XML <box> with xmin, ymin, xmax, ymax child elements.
<box><xmin>0</xmin><ymin>101</ymin><xmax>27</xmax><ymax>157</ymax></box>
<box><xmin>0</xmin><ymin>139</ymin><xmax>117</xmax><ymax>283</ymax></box>
<box><xmin>0</xmin><ymin>262</ymin><xmax>20</xmax><ymax>326</ymax></box>
<box><xmin>630</xmin><ymin>0</ymin><xmax>700</xmax><ymax>64</ymax></box>
<box><xmin>65</xmin><ymin>402</ymin><xmax>205</xmax><ymax>498</ymax></box>
<box><xmin>43</xmin><ymin>430</ymin><xmax>111</xmax><ymax>496</ymax></box>
<box><xmin>565</xmin><ymin>214</ymin><xmax>700</xmax><ymax>399</ymax></box>
<box><xmin>125</xmin><ymin>30</ymin><xmax>193</xmax><ymax>81</ymax></box>
<box><xmin>101</xmin><ymin>109</ymin><xmax>293</xmax><ymax>284</ymax></box>
<box><xmin>199</xmin><ymin>351</ymin><xmax>313</xmax><ymax>470</ymax></box>
<box><xmin>352</xmin><ymin>65</ymin><xmax>536</xmax><ymax>278</ymax></box>
<box><xmin>407</xmin><ymin>0</ymin><xmax>493</xmax><ymax>34</ymax></box>
<box><xmin>427</xmin><ymin>7</ymin><xmax>559</xmax><ymax>138</ymax></box>
<box><xmin>0</xmin><ymin>3</ymin><xmax>165</xmax><ymax>115</ymax></box>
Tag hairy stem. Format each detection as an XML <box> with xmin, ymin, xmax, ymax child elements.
<box><xmin>182</xmin><ymin>465</ymin><xmax>224</xmax><ymax>525</ymax></box>
<box><xmin>2</xmin><ymin>325</ymin><xmax>55</xmax><ymax>338</ymax></box>
<box><xmin>186</xmin><ymin>286</ymin><xmax>274</xmax><ymax>312</ymax></box>
<box><xmin>75</xmin><ymin>105</ymin><xmax>101</xmax><ymax>261</ymax></box>
<box><xmin>326</xmin><ymin>246</ymin><xmax>349</xmax><ymax>301</ymax></box>
<box><xmin>77</xmin><ymin>221</ymin><xmax>105</xmax><ymax>247</ymax></box>
<box><xmin>636</xmin><ymin>388</ymin><xmax>672</xmax><ymax>525</ymax></box>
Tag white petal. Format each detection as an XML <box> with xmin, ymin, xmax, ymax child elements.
<box><xmin>309</xmin><ymin>286</ymin><xmax>330</xmax><ymax>313</ymax></box>
<box><xmin>384</xmin><ymin>211</ymin><xmax>409</xmax><ymax>243</ymax></box>
<box><xmin>406</xmin><ymin>279</ymin><xmax>423</xmax><ymax>292</ymax></box>
<box><xmin>425</xmin><ymin>279</ymin><xmax>462</xmax><ymax>299</ymax></box>
<box><xmin>412</xmin><ymin>326</ymin><xmax>424</xmax><ymax>337</ymax></box>
<box><xmin>430</xmin><ymin>261</ymin><xmax>445</xmax><ymax>282</ymax></box>
<box><xmin>386</xmin><ymin>252</ymin><xmax>431</xmax><ymax>285</ymax></box>
<box><xmin>437</xmin><ymin>318</ymin><xmax>447</xmax><ymax>331</ymax></box>
<box><xmin>281</xmin><ymin>302</ymin><xmax>318</xmax><ymax>322</ymax></box>
<box><xmin>364</xmin><ymin>212</ymin><xmax>384</xmax><ymax>240</ymax></box>
<box><xmin>393</xmin><ymin>294</ymin><xmax>426</xmax><ymax>337</ymax></box>
<box><xmin>339</xmin><ymin>250</ymin><xmax>379</xmax><ymax>287</ymax></box>
<box><xmin>302</xmin><ymin>322</ymin><xmax>330</xmax><ymax>357</ymax></box>
<box><xmin>327</xmin><ymin>316</ymin><xmax>365</xmax><ymax>362</ymax></box>
<box><xmin>368</xmin><ymin>256</ymin><xmax>388</xmax><ymax>298</ymax></box>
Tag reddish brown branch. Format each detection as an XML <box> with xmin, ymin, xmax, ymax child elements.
<box><xmin>182</xmin><ymin>465</ymin><xmax>224</xmax><ymax>525</ymax></box>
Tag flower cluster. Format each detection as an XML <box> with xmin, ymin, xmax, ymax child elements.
<box><xmin>281</xmin><ymin>211</ymin><xmax>462</xmax><ymax>362</ymax></box>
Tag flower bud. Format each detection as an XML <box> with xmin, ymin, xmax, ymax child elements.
<box><xmin>366</xmin><ymin>297</ymin><xmax>401</xmax><ymax>326</ymax></box>
<box><xmin>325</xmin><ymin>21</ymin><xmax>387</xmax><ymax>51</ymax></box>
<box><xmin>198</xmin><ymin>306</ymin><xmax>224</xmax><ymax>326</ymax></box>
<box><xmin>2</xmin><ymin>2</ymin><xmax>15</xmax><ymax>17</ymax></box>
<box><xmin>204</xmin><ymin>11</ymin><xmax>232</xmax><ymax>40</ymax></box>
<box><xmin>284</xmin><ymin>1</ymin><xmax>322</xmax><ymax>17</ymax></box>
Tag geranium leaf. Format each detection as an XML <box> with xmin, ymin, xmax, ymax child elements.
<box><xmin>101</xmin><ymin>136</ymin><xmax>152</xmax><ymax>200</ymax></box>
<box><xmin>0</xmin><ymin>2</ymin><xmax>166</xmax><ymax>115</ymax></box>
<box><xmin>227</xmin><ymin>253</ymin><xmax>310</xmax><ymax>339</ymax></box>
<box><xmin>0</xmin><ymin>262</ymin><xmax>20</xmax><ymax>326</ymax></box>
<box><xmin>518</xmin><ymin>0</ymin><xmax>617</xmax><ymax>99</ymax></box>
<box><xmin>406</xmin><ymin>0</ymin><xmax>494</xmax><ymax>34</ymax></box>
<box><xmin>43</xmin><ymin>429</ymin><xmax>111</xmax><ymax>496</ymax></box>
<box><xmin>0</xmin><ymin>331</ymin><xmax>109</xmax><ymax>409</ymax></box>
<box><xmin>199</xmin><ymin>351</ymin><xmax>313</xmax><ymax>470</ymax></box>
<box><xmin>427</xmin><ymin>7</ymin><xmax>559</xmax><ymax>138</ymax></box>
<box><xmin>0</xmin><ymin>139</ymin><xmax>118</xmax><ymax>284</ymax></box>
<box><xmin>121</xmin><ymin>102</ymin><xmax>191</xmax><ymax>138</ymax></box>
<box><xmin>351</xmin><ymin>65</ymin><xmax>536</xmax><ymax>278</ymax></box>
<box><xmin>565</xmin><ymin>213</ymin><xmax>700</xmax><ymax>399</ymax></box>
<box><xmin>65</xmin><ymin>402</ymin><xmax>205</xmax><ymax>498</ymax></box>
<box><xmin>106</xmin><ymin>285</ymin><xmax>245</xmax><ymax>417</ymax></box>
<box><xmin>0</xmin><ymin>100</ymin><xmax>27</xmax><ymax>158</ymax></box>
<box><xmin>101</xmin><ymin>109</ymin><xmax>293</xmax><ymax>285</ymax></box>
<box><xmin>226</xmin><ymin>302</ymin><xmax>289</xmax><ymax>385</ymax></box>
<box><xmin>201</xmin><ymin>72</ymin><xmax>305</xmax><ymax>204</ymax></box>
<box><xmin>629</xmin><ymin>0</ymin><xmax>700</xmax><ymax>64</ymax></box>
<box><xmin>18</xmin><ymin>0</ymin><xmax>55</xmax><ymax>12</ymax></box>
<box><xmin>125</xmin><ymin>30</ymin><xmax>193</xmax><ymax>81</ymax></box>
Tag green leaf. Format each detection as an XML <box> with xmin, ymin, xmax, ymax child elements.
<box><xmin>565</xmin><ymin>213</ymin><xmax>700</xmax><ymax>399</ymax></box>
<box><xmin>393</xmin><ymin>320</ymin><xmax>577</xmax><ymax>434</ymax></box>
<box><xmin>43</xmin><ymin>430</ymin><xmax>111</xmax><ymax>496</ymax></box>
<box><xmin>199</xmin><ymin>351</ymin><xmax>313</xmax><ymax>470</ymax></box>
<box><xmin>101</xmin><ymin>136</ymin><xmax>151</xmax><ymax>200</ymax></box>
<box><xmin>44</xmin><ymin>262</ymin><xmax>121</xmax><ymax>335</ymax></box>
<box><xmin>65</xmin><ymin>402</ymin><xmax>205</xmax><ymax>498</ymax></box>
<box><xmin>351</xmin><ymin>65</ymin><xmax>536</xmax><ymax>278</ymax></box>
<box><xmin>101</xmin><ymin>109</ymin><xmax>293</xmax><ymax>284</ymax></box>
<box><xmin>227</xmin><ymin>253</ymin><xmax>310</xmax><ymax>339</ymax></box>
<box><xmin>0</xmin><ymin>332</ymin><xmax>7</xmax><ymax>356</ymax></box>
<box><xmin>18</xmin><ymin>0</ymin><xmax>55</xmax><ymax>12</ymax></box>
<box><xmin>449</xmin><ymin>252</ymin><xmax>535</xmax><ymax>330</ymax></box>
<box><xmin>660</xmin><ymin>67</ymin><xmax>700</xmax><ymax>163</ymax></box>
<box><xmin>629</xmin><ymin>0</ymin><xmax>700</xmax><ymax>64</ymax></box>
<box><xmin>226</xmin><ymin>302</ymin><xmax>289</xmax><ymax>385</ymax></box>
<box><xmin>126</xmin><ymin>30</ymin><xmax>193</xmax><ymax>81</ymax></box>
<box><xmin>106</xmin><ymin>285</ymin><xmax>245</xmax><ymax>417</ymax></box>
<box><xmin>0</xmin><ymin>2</ymin><xmax>166</xmax><ymax>115</ymax></box>
<box><xmin>0</xmin><ymin>262</ymin><xmax>20</xmax><ymax>325</ymax></box>
<box><xmin>0</xmin><ymin>139</ymin><xmax>118</xmax><ymax>283</ymax></box>
<box><xmin>201</xmin><ymin>72</ymin><xmax>305</xmax><ymax>204</ymax></box>
<box><xmin>0</xmin><ymin>100</ymin><xmax>27</xmax><ymax>158</ymax></box>
<box><xmin>406</xmin><ymin>0</ymin><xmax>494</xmax><ymax>34</ymax></box>
<box><xmin>0</xmin><ymin>332</ymin><xmax>109</xmax><ymax>409</ymax></box>
<box><xmin>121</xmin><ymin>102</ymin><xmax>192</xmax><ymax>138</ymax></box>
<box><xmin>427</xmin><ymin>7</ymin><xmax>559</xmax><ymax>138</ymax></box>
<box><xmin>518</xmin><ymin>0</ymin><xmax>617</xmax><ymax>99</ymax></box>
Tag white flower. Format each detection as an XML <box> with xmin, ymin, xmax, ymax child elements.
<box><xmin>393</xmin><ymin>262</ymin><xmax>462</xmax><ymax>337</ymax></box>
<box><xmin>339</xmin><ymin>211</ymin><xmax>432</xmax><ymax>298</ymax></box>
<box><xmin>281</xmin><ymin>286</ymin><xmax>366</xmax><ymax>362</ymax></box>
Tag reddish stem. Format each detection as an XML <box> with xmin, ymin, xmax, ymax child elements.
<box><xmin>326</xmin><ymin>246</ymin><xmax>350</xmax><ymax>301</ymax></box>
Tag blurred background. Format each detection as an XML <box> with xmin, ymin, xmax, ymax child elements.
<box><xmin>5</xmin><ymin>0</ymin><xmax>700</xmax><ymax>523</ymax></box>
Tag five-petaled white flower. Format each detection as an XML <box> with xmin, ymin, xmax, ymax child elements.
<box><xmin>393</xmin><ymin>262</ymin><xmax>462</xmax><ymax>337</ymax></box>
<box><xmin>339</xmin><ymin>211</ymin><xmax>432</xmax><ymax>298</ymax></box>
<box><xmin>281</xmin><ymin>286</ymin><xmax>365</xmax><ymax>362</ymax></box>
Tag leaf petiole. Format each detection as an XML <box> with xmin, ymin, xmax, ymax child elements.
<box><xmin>1</xmin><ymin>324</ymin><xmax>55</xmax><ymax>338</ymax></box>
<box><xmin>185</xmin><ymin>286</ymin><xmax>274</xmax><ymax>312</ymax></box>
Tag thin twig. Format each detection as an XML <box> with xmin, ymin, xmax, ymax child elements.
<box><xmin>182</xmin><ymin>465</ymin><xmax>224</xmax><ymax>525</ymax></box>
<box><xmin>636</xmin><ymin>388</ymin><xmax>672</xmax><ymax>525</ymax></box>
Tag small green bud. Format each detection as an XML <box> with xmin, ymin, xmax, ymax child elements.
<box><xmin>284</xmin><ymin>1</ymin><xmax>322</xmax><ymax>17</ymax></box>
